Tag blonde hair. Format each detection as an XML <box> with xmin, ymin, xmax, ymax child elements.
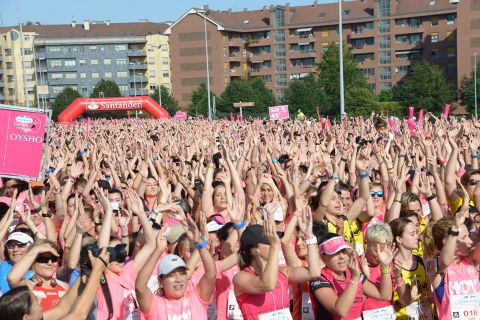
<box><xmin>431</xmin><ymin>218</ymin><xmax>454</xmax><ymax>252</ymax></box>
<box><xmin>422</xmin><ymin>221</ymin><xmax>440</xmax><ymax>259</ymax></box>
<box><xmin>365</xmin><ymin>222</ymin><xmax>393</xmax><ymax>245</ymax></box>
<box><xmin>400</xmin><ymin>192</ymin><xmax>421</xmax><ymax>210</ymax></box>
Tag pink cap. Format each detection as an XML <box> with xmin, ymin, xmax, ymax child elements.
<box><xmin>319</xmin><ymin>236</ymin><xmax>352</xmax><ymax>255</ymax></box>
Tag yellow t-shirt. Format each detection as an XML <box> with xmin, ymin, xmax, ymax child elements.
<box><xmin>393</xmin><ymin>255</ymin><xmax>435</xmax><ymax>320</ymax></box>
<box><xmin>412</xmin><ymin>215</ymin><xmax>426</xmax><ymax>257</ymax></box>
<box><xmin>447</xmin><ymin>196</ymin><xmax>474</xmax><ymax>214</ymax></box>
<box><xmin>325</xmin><ymin>215</ymin><xmax>365</xmax><ymax>255</ymax></box>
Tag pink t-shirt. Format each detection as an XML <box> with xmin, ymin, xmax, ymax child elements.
<box><xmin>434</xmin><ymin>257</ymin><xmax>480</xmax><ymax>320</ymax></box>
<box><xmin>362</xmin><ymin>263</ymin><xmax>394</xmax><ymax>311</ymax></box>
<box><xmin>362</xmin><ymin>203</ymin><xmax>387</xmax><ymax>236</ymax></box>
<box><xmin>96</xmin><ymin>262</ymin><xmax>142</xmax><ymax>320</ymax></box>
<box><xmin>236</xmin><ymin>268</ymin><xmax>290</xmax><ymax>320</ymax></box>
<box><xmin>142</xmin><ymin>282</ymin><xmax>209</xmax><ymax>320</ymax></box>
<box><xmin>215</xmin><ymin>265</ymin><xmax>241</xmax><ymax>320</ymax></box>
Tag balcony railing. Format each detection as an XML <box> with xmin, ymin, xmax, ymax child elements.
<box><xmin>129</xmin><ymin>75</ymin><xmax>148</xmax><ymax>83</ymax></box>
<box><xmin>128</xmin><ymin>63</ymin><xmax>148</xmax><ymax>70</ymax></box>
<box><xmin>127</xmin><ymin>49</ymin><xmax>147</xmax><ymax>57</ymax></box>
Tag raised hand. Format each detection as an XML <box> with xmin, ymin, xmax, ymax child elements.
<box><xmin>298</xmin><ymin>206</ymin><xmax>313</xmax><ymax>237</ymax></box>
<box><xmin>263</xmin><ymin>207</ymin><xmax>280</xmax><ymax>246</ymax></box>
<box><xmin>348</xmin><ymin>252</ymin><xmax>361</xmax><ymax>280</ymax></box>
<box><xmin>229</xmin><ymin>192</ymin><xmax>245</xmax><ymax>224</ymax></box>
<box><xmin>377</xmin><ymin>243</ymin><xmax>396</xmax><ymax>267</ymax></box>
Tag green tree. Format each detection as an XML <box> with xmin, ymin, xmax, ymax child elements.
<box><xmin>394</xmin><ymin>61</ymin><xmax>454</xmax><ymax>113</ymax></box>
<box><xmin>317</xmin><ymin>43</ymin><xmax>369</xmax><ymax>116</ymax></box>
<box><xmin>459</xmin><ymin>62</ymin><xmax>480</xmax><ymax>115</ymax></box>
<box><xmin>90</xmin><ymin>79</ymin><xmax>121</xmax><ymax>98</ymax></box>
<box><xmin>378</xmin><ymin>89</ymin><xmax>394</xmax><ymax>102</ymax></box>
<box><xmin>188</xmin><ymin>83</ymin><xmax>217</xmax><ymax>117</ymax></box>
<box><xmin>51</xmin><ymin>87</ymin><xmax>81</xmax><ymax>120</ymax></box>
<box><xmin>284</xmin><ymin>74</ymin><xmax>327</xmax><ymax>118</ymax></box>
<box><xmin>150</xmin><ymin>85</ymin><xmax>179</xmax><ymax>116</ymax></box>
<box><xmin>345</xmin><ymin>87</ymin><xmax>380</xmax><ymax>116</ymax></box>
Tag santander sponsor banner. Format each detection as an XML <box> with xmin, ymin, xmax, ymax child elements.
<box><xmin>269</xmin><ymin>105</ymin><xmax>290</xmax><ymax>121</ymax></box>
<box><xmin>174</xmin><ymin>111</ymin><xmax>188</xmax><ymax>120</ymax></box>
<box><xmin>0</xmin><ymin>105</ymin><xmax>50</xmax><ymax>179</ymax></box>
<box><xmin>84</xmin><ymin>97</ymin><xmax>143</xmax><ymax>111</ymax></box>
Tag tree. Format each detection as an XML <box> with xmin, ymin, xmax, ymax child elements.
<box><xmin>218</xmin><ymin>78</ymin><xmax>276</xmax><ymax>118</ymax></box>
<box><xmin>150</xmin><ymin>85</ymin><xmax>179</xmax><ymax>116</ymax></box>
<box><xmin>459</xmin><ymin>62</ymin><xmax>480</xmax><ymax>115</ymax></box>
<box><xmin>378</xmin><ymin>89</ymin><xmax>394</xmax><ymax>102</ymax></box>
<box><xmin>284</xmin><ymin>74</ymin><xmax>327</xmax><ymax>118</ymax></box>
<box><xmin>317</xmin><ymin>43</ymin><xmax>369</xmax><ymax>116</ymax></box>
<box><xmin>345</xmin><ymin>87</ymin><xmax>380</xmax><ymax>116</ymax></box>
<box><xmin>51</xmin><ymin>87</ymin><xmax>81</xmax><ymax>121</ymax></box>
<box><xmin>394</xmin><ymin>61</ymin><xmax>454</xmax><ymax>113</ymax></box>
<box><xmin>90</xmin><ymin>79</ymin><xmax>121</xmax><ymax>98</ymax></box>
<box><xmin>187</xmin><ymin>83</ymin><xmax>217</xmax><ymax>117</ymax></box>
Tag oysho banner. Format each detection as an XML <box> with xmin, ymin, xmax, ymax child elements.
<box><xmin>0</xmin><ymin>106</ymin><xmax>49</xmax><ymax>179</ymax></box>
<box><xmin>269</xmin><ymin>105</ymin><xmax>290</xmax><ymax>121</ymax></box>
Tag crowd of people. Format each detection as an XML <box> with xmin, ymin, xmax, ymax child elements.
<box><xmin>0</xmin><ymin>113</ymin><xmax>479</xmax><ymax>320</ymax></box>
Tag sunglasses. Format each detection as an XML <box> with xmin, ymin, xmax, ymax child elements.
<box><xmin>35</xmin><ymin>255</ymin><xmax>59</xmax><ymax>264</ymax></box>
<box><xmin>6</xmin><ymin>242</ymin><xmax>29</xmax><ymax>249</ymax></box>
<box><xmin>370</xmin><ymin>191</ymin><xmax>385</xmax><ymax>198</ymax></box>
<box><xmin>14</xmin><ymin>228</ymin><xmax>31</xmax><ymax>234</ymax></box>
<box><xmin>468</xmin><ymin>179</ymin><xmax>479</xmax><ymax>186</ymax></box>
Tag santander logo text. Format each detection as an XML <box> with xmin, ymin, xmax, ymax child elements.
<box><xmin>85</xmin><ymin>100</ymin><xmax>142</xmax><ymax>111</ymax></box>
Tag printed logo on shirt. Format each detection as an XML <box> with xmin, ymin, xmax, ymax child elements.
<box><xmin>448</xmin><ymin>279</ymin><xmax>478</xmax><ymax>295</ymax></box>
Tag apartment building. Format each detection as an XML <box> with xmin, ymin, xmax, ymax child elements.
<box><xmin>0</xmin><ymin>21</ymin><xmax>170</xmax><ymax>107</ymax></box>
<box><xmin>457</xmin><ymin>0</ymin><xmax>480</xmax><ymax>83</ymax></box>
<box><xmin>166</xmin><ymin>0</ymin><xmax>462</xmax><ymax>107</ymax></box>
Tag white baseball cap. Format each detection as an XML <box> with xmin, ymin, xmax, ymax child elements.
<box><xmin>207</xmin><ymin>220</ymin><xmax>223</xmax><ymax>232</ymax></box>
<box><xmin>157</xmin><ymin>254</ymin><xmax>187</xmax><ymax>276</ymax></box>
<box><xmin>6</xmin><ymin>232</ymin><xmax>34</xmax><ymax>245</ymax></box>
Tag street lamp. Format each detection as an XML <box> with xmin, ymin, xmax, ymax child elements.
<box><xmin>129</xmin><ymin>62</ymin><xmax>137</xmax><ymax>96</ymax></box>
<box><xmin>198</xmin><ymin>8</ymin><xmax>212</xmax><ymax>120</ymax></box>
<box><xmin>475</xmin><ymin>52</ymin><xmax>478</xmax><ymax>118</ymax></box>
<box><xmin>338</xmin><ymin>0</ymin><xmax>345</xmax><ymax>118</ymax></box>
<box><xmin>157</xmin><ymin>44</ymin><xmax>163</xmax><ymax>107</ymax></box>
<box><xmin>17</xmin><ymin>0</ymin><xmax>30</xmax><ymax>108</ymax></box>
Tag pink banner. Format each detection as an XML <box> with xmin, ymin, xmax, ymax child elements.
<box><xmin>174</xmin><ymin>111</ymin><xmax>187</xmax><ymax>121</ymax></box>
<box><xmin>407</xmin><ymin>118</ymin><xmax>416</xmax><ymax>135</ymax></box>
<box><xmin>269</xmin><ymin>105</ymin><xmax>290</xmax><ymax>121</ymax></box>
<box><xmin>0</xmin><ymin>107</ymin><xmax>48</xmax><ymax>179</ymax></box>
<box><xmin>408</xmin><ymin>106</ymin><xmax>414</xmax><ymax>120</ymax></box>
<box><xmin>418</xmin><ymin>109</ymin><xmax>424</xmax><ymax>129</ymax></box>
<box><xmin>443</xmin><ymin>104</ymin><xmax>451</xmax><ymax>118</ymax></box>
<box><xmin>388</xmin><ymin>118</ymin><xmax>398</xmax><ymax>134</ymax></box>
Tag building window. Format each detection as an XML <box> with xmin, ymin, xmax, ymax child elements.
<box><xmin>8</xmin><ymin>88</ymin><xmax>15</xmax><ymax>95</ymax></box>
<box><xmin>354</xmin><ymin>38</ymin><xmax>374</xmax><ymax>48</ymax></box>
<box><xmin>396</xmin><ymin>19</ymin><xmax>407</xmax><ymax>27</ymax></box>
<box><xmin>25</xmin><ymin>74</ymin><xmax>33</xmax><ymax>81</ymax></box>
<box><xmin>447</xmin><ymin>64</ymin><xmax>456</xmax><ymax>75</ymax></box>
<box><xmin>395</xmin><ymin>65</ymin><xmax>410</xmax><ymax>74</ymax></box>
<box><xmin>52</xmin><ymin>86</ymin><xmax>64</xmax><ymax>94</ymax></box>
<box><xmin>446</xmin><ymin>31</ymin><xmax>456</xmax><ymax>41</ymax></box>
<box><xmin>148</xmin><ymin>57</ymin><xmax>155</xmax><ymax>64</ymax></box>
<box><xmin>23</xmin><ymin>61</ymin><xmax>32</xmax><ymax>68</ymax></box>
<box><xmin>49</xmin><ymin>47</ymin><xmax>61</xmax><ymax>52</ymax></box>
<box><xmin>23</xmin><ymin>48</ymin><xmax>32</xmax><ymax>55</ymax></box>
<box><xmin>65</xmin><ymin>60</ymin><xmax>76</xmax><ymax>67</ymax></box>
<box><xmin>65</xmin><ymin>73</ymin><xmax>77</xmax><ymax>79</ymax></box>
<box><xmin>431</xmin><ymin>17</ymin><xmax>438</xmax><ymax>26</ymax></box>
<box><xmin>362</xmin><ymin>68</ymin><xmax>375</xmax><ymax>77</ymax></box>
<box><xmin>378</xmin><ymin>0</ymin><xmax>391</xmax><ymax>17</ymax></box>
<box><xmin>162</xmin><ymin>57</ymin><xmax>169</xmax><ymax>65</ymax></box>
<box><xmin>51</xmin><ymin>60</ymin><xmax>62</xmax><ymax>67</ymax></box>
<box><xmin>378</xmin><ymin>20</ymin><xmax>390</xmax><ymax>33</ymax></box>
<box><xmin>321</xmin><ymin>28</ymin><xmax>328</xmax><ymax>37</ymax></box>
<box><xmin>431</xmin><ymin>49</ymin><xmax>439</xmax><ymax>60</ymax></box>
<box><xmin>117</xmin><ymin>71</ymin><xmax>128</xmax><ymax>78</ymax></box>
<box><xmin>6</xmin><ymin>62</ymin><xmax>13</xmax><ymax>69</ymax></box>
<box><xmin>273</xmin><ymin>8</ymin><xmax>285</xmax><ymax>27</ymax></box>
<box><xmin>81</xmin><ymin>86</ymin><xmax>88</xmax><ymax>94</ymax></box>
<box><xmin>119</xmin><ymin>85</ymin><xmax>129</xmax><ymax>92</ymax></box>
<box><xmin>447</xmin><ymin>47</ymin><xmax>456</xmax><ymax>58</ymax></box>
<box><xmin>321</xmin><ymin>42</ymin><xmax>329</xmax><ymax>51</ymax></box>
<box><xmin>276</xmin><ymin>88</ymin><xmax>285</xmax><ymax>100</ymax></box>
<box><xmin>116</xmin><ymin>58</ymin><xmax>127</xmax><ymax>65</ymax></box>
<box><xmin>91</xmin><ymin>73</ymin><xmax>99</xmax><ymax>79</ymax></box>
<box><xmin>90</xmin><ymin>46</ymin><xmax>97</xmax><ymax>52</ymax></box>
<box><xmin>91</xmin><ymin>59</ymin><xmax>98</xmax><ymax>65</ymax></box>
<box><xmin>431</xmin><ymin>33</ymin><xmax>439</xmax><ymax>43</ymax></box>
<box><xmin>380</xmin><ymin>82</ymin><xmax>392</xmax><ymax>91</ymax></box>
<box><xmin>80</xmin><ymin>73</ymin><xmax>87</xmax><ymax>78</ymax></box>
<box><xmin>274</xmin><ymin>44</ymin><xmax>286</xmax><ymax>56</ymax></box>
<box><xmin>79</xmin><ymin>59</ymin><xmax>86</xmax><ymax>66</ymax></box>
<box><xmin>379</xmin><ymin>67</ymin><xmax>391</xmax><ymax>80</ymax></box>
<box><xmin>378</xmin><ymin>35</ymin><xmax>391</xmax><ymax>49</ymax></box>
<box><xmin>162</xmin><ymin>70</ymin><xmax>169</xmax><ymax>78</ymax></box>
<box><xmin>410</xmin><ymin>18</ymin><xmax>421</xmax><ymax>28</ymax></box>
<box><xmin>354</xmin><ymin>53</ymin><xmax>374</xmax><ymax>63</ymax></box>
<box><xmin>115</xmin><ymin>44</ymin><xmax>127</xmax><ymax>51</ymax></box>
<box><xmin>149</xmin><ymin>70</ymin><xmax>156</xmax><ymax>77</ymax></box>
<box><xmin>274</xmin><ymin>30</ymin><xmax>285</xmax><ymax>42</ymax></box>
<box><xmin>51</xmin><ymin>73</ymin><xmax>63</xmax><ymax>80</ymax></box>
<box><xmin>104</xmin><ymin>59</ymin><xmax>111</xmax><ymax>65</ymax></box>
<box><xmin>7</xmin><ymin>75</ymin><xmax>15</xmax><ymax>82</ymax></box>
<box><xmin>447</xmin><ymin>14</ymin><xmax>456</xmax><ymax>25</ymax></box>
<box><xmin>379</xmin><ymin>51</ymin><xmax>391</xmax><ymax>64</ymax></box>
<box><xmin>276</xmin><ymin>74</ymin><xmax>287</xmax><ymax>87</ymax></box>
<box><xmin>104</xmin><ymin>72</ymin><xmax>112</xmax><ymax>78</ymax></box>
<box><xmin>275</xmin><ymin>59</ymin><xmax>286</xmax><ymax>72</ymax></box>
<box><xmin>262</xmin><ymin>75</ymin><xmax>272</xmax><ymax>82</ymax></box>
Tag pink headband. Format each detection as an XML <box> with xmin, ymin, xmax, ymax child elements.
<box><xmin>319</xmin><ymin>236</ymin><xmax>352</xmax><ymax>255</ymax></box>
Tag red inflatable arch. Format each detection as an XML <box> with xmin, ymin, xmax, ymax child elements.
<box><xmin>57</xmin><ymin>96</ymin><xmax>169</xmax><ymax>123</ymax></box>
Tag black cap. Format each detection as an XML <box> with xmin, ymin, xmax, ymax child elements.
<box><xmin>97</xmin><ymin>180</ymin><xmax>111</xmax><ymax>191</ymax></box>
<box><xmin>240</xmin><ymin>224</ymin><xmax>269</xmax><ymax>252</ymax></box>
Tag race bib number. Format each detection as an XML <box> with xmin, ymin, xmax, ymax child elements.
<box><xmin>406</xmin><ymin>301</ymin><xmax>433</xmax><ymax>320</ymax></box>
<box><xmin>227</xmin><ymin>289</ymin><xmax>244</xmax><ymax>320</ymax></box>
<box><xmin>362</xmin><ymin>306</ymin><xmax>395</xmax><ymax>320</ymax></box>
<box><xmin>258</xmin><ymin>308</ymin><xmax>293</xmax><ymax>320</ymax></box>
<box><xmin>450</xmin><ymin>293</ymin><xmax>480</xmax><ymax>320</ymax></box>
<box><xmin>301</xmin><ymin>292</ymin><xmax>314</xmax><ymax>320</ymax></box>
<box><xmin>207</xmin><ymin>299</ymin><xmax>217</xmax><ymax>320</ymax></box>
<box><xmin>354</xmin><ymin>243</ymin><xmax>364</xmax><ymax>257</ymax></box>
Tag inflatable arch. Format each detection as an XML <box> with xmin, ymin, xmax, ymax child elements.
<box><xmin>57</xmin><ymin>96</ymin><xmax>169</xmax><ymax>123</ymax></box>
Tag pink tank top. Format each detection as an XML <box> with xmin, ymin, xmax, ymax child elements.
<box><xmin>236</xmin><ymin>268</ymin><xmax>290</xmax><ymax>320</ymax></box>
<box><xmin>434</xmin><ymin>257</ymin><xmax>480</xmax><ymax>320</ymax></box>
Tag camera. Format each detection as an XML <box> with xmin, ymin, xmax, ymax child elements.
<box><xmin>80</xmin><ymin>243</ymin><xmax>127</xmax><ymax>274</ymax></box>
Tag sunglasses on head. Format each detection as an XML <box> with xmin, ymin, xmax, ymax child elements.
<box><xmin>370</xmin><ymin>191</ymin><xmax>385</xmax><ymax>198</ymax></box>
<box><xmin>6</xmin><ymin>241</ymin><xmax>29</xmax><ymax>249</ymax></box>
<box><xmin>35</xmin><ymin>255</ymin><xmax>59</xmax><ymax>264</ymax></box>
<box><xmin>468</xmin><ymin>179</ymin><xmax>479</xmax><ymax>186</ymax></box>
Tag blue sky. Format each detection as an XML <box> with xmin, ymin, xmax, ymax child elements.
<box><xmin>1</xmin><ymin>0</ymin><xmax>332</xmax><ymax>26</ymax></box>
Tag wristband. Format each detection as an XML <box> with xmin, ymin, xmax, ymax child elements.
<box><xmin>33</xmin><ymin>207</ymin><xmax>42</xmax><ymax>214</ymax></box>
<box><xmin>447</xmin><ymin>227</ymin><xmax>459</xmax><ymax>236</ymax></box>
<box><xmin>393</xmin><ymin>199</ymin><xmax>402</xmax><ymax>204</ymax></box>
<box><xmin>233</xmin><ymin>220</ymin><xmax>246</xmax><ymax>230</ymax></box>
<box><xmin>42</xmin><ymin>212</ymin><xmax>52</xmax><ymax>218</ymax></box>
<box><xmin>472</xmin><ymin>154</ymin><xmax>480</xmax><ymax>159</ymax></box>
<box><xmin>94</xmin><ymin>221</ymin><xmax>102</xmax><ymax>227</ymax></box>
<box><xmin>68</xmin><ymin>176</ymin><xmax>77</xmax><ymax>183</ymax></box>
<box><xmin>359</xmin><ymin>171</ymin><xmax>369</xmax><ymax>179</ymax></box>
<box><xmin>341</xmin><ymin>157</ymin><xmax>348</xmax><ymax>162</ymax></box>
<box><xmin>195</xmin><ymin>238</ymin><xmax>208</xmax><ymax>250</ymax></box>
<box><xmin>381</xmin><ymin>266</ymin><xmax>391</xmax><ymax>274</ymax></box>
<box><xmin>121</xmin><ymin>234</ymin><xmax>129</xmax><ymax>238</ymax></box>
<box><xmin>305</xmin><ymin>236</ymin><xmax>317</xmax><ymax>245</ymax></box>
<box><xmin>349</xmin><ymin>278</ymin><xmax>360</xmax><ymax>286</ymax></box>
<box><xmin>456</xmin><ymin>167</ymin><xmax>466</xmax><ymax>177</ymax></box>
<box><xmin>272</xmin><ymin>159</ymin><xmax>279</xmax><ymax>164</ymax></box>
<box><xmin>80</xmin><ymin>150</ymin><xmax>87</xmax><ymax>155</ymax></box>
<box><xmin>426</xmin><ymin>193</ymin><xmax>437</xmax><ymax>201</ymax></box>
<box><xmin>330</xmin><ymin>173</ymin><xmax>340</xmax><ymax>181</ymax></box>
<box><xmin>292</xmin><ymin>211</ymin><xmax>302</xmax><ymax>217</ymax></box>
<box><xmin>395</xmin><ymin>278</ymin><xmax>405</xmax><ymax>288</ymax></box>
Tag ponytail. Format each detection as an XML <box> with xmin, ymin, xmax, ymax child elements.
<box><xmin>422</xmin><ymin>221</ymin><xmax>439</xmax><ymax>259</ymax></box>
<box><xmin>432</xmin><ymin>218</ymin><xmax>454</xmax><ymax>252</ymax></box>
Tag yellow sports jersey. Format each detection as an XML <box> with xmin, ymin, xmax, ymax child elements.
<box><xmin>447</xmin><ymin>196</ymin><xmax>475</xmax><ymax>215</ymax></box>
<box><xmin>412</xmin><ymin>216</ymin><xmax>426</xmax><ymax>257</ymax></box>
<box><xmin>393</xmin><ymin>255</ymin><xmax>435</xmax><ymax>320</ymax></box>
<box><xmin>325</xmin><ymin>215</ymin><xmax>365</xmax><ymax>255</ymax></box>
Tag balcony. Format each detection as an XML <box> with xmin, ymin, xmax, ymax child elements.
<box><xmin>35</xmin><ymin>52</ymin><xmax>46</xmax><ymax>60</ymax></box>
<box><xmin>127</xmin><ymin>49</ymin><xmax>147</xmax><ymax>57</ymax></box>
<box><xmin>48</xmin><ymin>78</ymin><xmax>79</xmax><ymax>86</ymax></box>
<box><xmin>129</xmin><ymin>75</ymin><xmax>148</xmax><ymax>83</ymax></box>
<box><xmin>0</xmin><ymin>69</ymin><xmax>3</xmax><ymax>75</ymax></box>
<box><xmin>289</xmin><ymin>49</ymin><xmax>316</xmax><ymax>59</ymax></box>
<box><xmin>228</xmin><ymin>38</ymin><xmax>244</xmax><ymax>46</ymax></box>
<box><xmin>128</xmin><ymin>88</ymin><xmax>149</xmax><ymax>96</ymax></box>
<box><xmin>349</xmin><ymin>29</ymin><xmax>375</xmax><ymax>39</ymax></box>
<box><xmin>0</xmin><ymin>94</ymin><xmax>5</xmax><ymax>101</ymax></box>
<box><xmin>128</xmin><ymin>63</ymin><xmax>148</xmax><ymax>70</ymax></box>
<box><xmin>0</xmin><ymin>55</ymin><xmax>3</xmax><ymax>61</ymax></box>
<box><xmin>246</xmin><ymin>37</ymin><xmax>271</xmax><ymax>47</ymax></box>
<box><xmin>394</xmin><ymin>25</ymin><xmax>424</xmax><ymax>35</ymax></box>
<box><xmin>351</xmin><ymin>45</ymin><xmax>375</xmax><ymax>54</ymax></box>
<box><xmin>36</xmin><ymin>67</ymin><xmax>48</xmax><ymax>73</ymax></box>
<box><xmin>394</xmin><ymin>40</ymin><xmax>422</xmax><ymax>51</ymax></box>
<box><xmin>0</xmin><ymin>81</ymin><xmax>4</xmax><ymax>87</ymax></box>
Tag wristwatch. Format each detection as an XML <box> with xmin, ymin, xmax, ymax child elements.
<box><xmin>447</xmin><ymin>227</ymin><xmax>459</xmax><ymax>236</ymax></box>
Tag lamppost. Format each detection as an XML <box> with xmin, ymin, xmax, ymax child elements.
<box><xmin>129</xmin><ymin>62</ymin><xmax>137</xmax><ymax>96</ymax></box>
<box><xmin>475</xmin><ymin>52</ymin><xmax>478</xmax><ymax>118</ymax></box>
<box><xmin>198</xmin><ymin>8</ymin><xmax>212</xmax><ymax>120</ymax></box>
<box><xmin>157</xmin><ymin>44</ymin><xmax>163</xmax><ymax>107</ymax></box>
<box><xmin>17</xmin><ymin>0</ymin><xmax>30</xmax><ymax>108</ymax></box>
<box><xmin>338</xmin><ymin>0</ymin><xmax>345</xmax><ymax>118</ymax></box>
